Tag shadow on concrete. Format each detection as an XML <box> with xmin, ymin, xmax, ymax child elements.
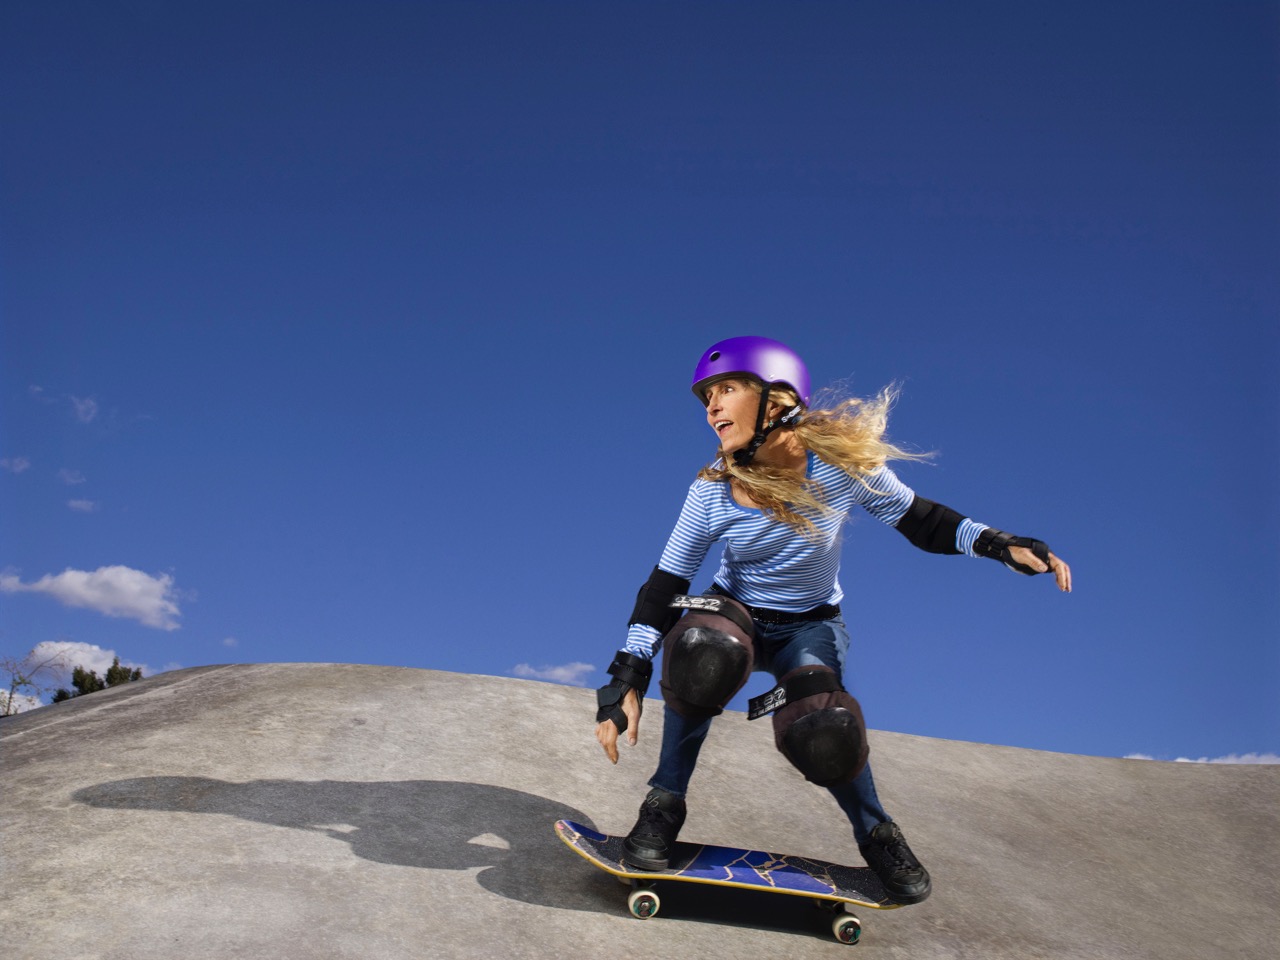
<box><xmin>71</xmin><ymin>775</ymin><xmax>865</xmax><ymax>940</ymax></box>
<box><xmin>73</xmin><ymin>777</ymin><xmax>610</xmax><ymax>910</ymax></box>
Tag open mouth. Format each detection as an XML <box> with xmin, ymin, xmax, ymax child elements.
<box><xmin>714</xmin><ymin>420</ymin><xmax>732</xmax><ymax>435</ymax></box>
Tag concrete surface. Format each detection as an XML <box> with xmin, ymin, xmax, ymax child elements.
<box><xmin>2</xmin><ymin>663</ymin><xmax>1276</xmax><ymax>959</ymax></box>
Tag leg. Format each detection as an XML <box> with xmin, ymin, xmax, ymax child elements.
<box><xmin>648</xmin><ymin>703</ymin><xmax>713</xmax><ymax>798</ymax></box>
<box><xmin>756</xmin><ymin>616</ymin><xmax>849</xmax><ymax>678</ymax></box>
<box><xmin>760</xmin><ymin>617</ymin><xmax>869</xmax><ymax>787</ymax></box>
<box><xmin>827</xmin><ymin>761</ymin><xmax>890</xmax><ymax>847</ymax></box>
<box><xmin>759</xmin><ymin>618</ymin><xmax>931</xmax><ymax>903</ymax></box>
<box><xmin>624</xmin><ymin>606</ymin><xmax>753</xmax><ymax>870</ymax></box>
<box><xmin>623</xmin><ymin>705</ymin><xmax>711</xmax><ymax>870</ymax></box>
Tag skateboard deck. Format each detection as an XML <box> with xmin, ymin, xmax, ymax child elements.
<box><xmin>554</xmin><ymin>819</ymin><xmax>899</xmax><ymax>944</ymax></box>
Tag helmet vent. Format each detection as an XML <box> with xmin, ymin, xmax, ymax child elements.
<box><xmin>709</xmin><ymin>351</ymin><xmax>721</xmax><ymax>361</ymax></box>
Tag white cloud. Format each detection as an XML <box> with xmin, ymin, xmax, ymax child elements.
<box><xmin>70</xmin><ymin>395</ymin><xmax>99</xmax><ymax>423</ymax></box>
<box><xmin>222</xmin><ymin>637</ymin><xmax>239</xmax><ymax>648</ymax></box>
<box><xmin>0</xmin><ymin>566</ymin><xmax>182</xmax><ymax>630</ymax></box>
<box><xmin>1179</xmin><ymin>753</ymin><xmax>1280</xmax><ymax>765</ymax></box>
<box><xmin>1</xmin><ymin>690</ymin><xmax>44</xmax><ymax>714</ymax></box>
<box><xmin>68</xmin><ymin>499</ymin><xmax>100</xmax><ymax>513</ymax></box>
<box><xmin>1125</xmin><ymin>752</ymin><xmax>1280</xmax><ymax>765</ymax></box>
<box><xmin>1</xmin><ymin>456</ymin><xmax>32</xmax><ymax>474</ymax></box>
<box><xmin>28</xmin><ymin>640</ymin><xmax>150</xmax><ymax>684</ymax></box>
<box><xmin>59</xmin><ymin>468</ymin><xmax>87</xmax><ymax>485</ymax></box>
<box><xmin>512</xmin><ymin>661</ymin><xmax>596</xmax><ymax>686</ymax></box>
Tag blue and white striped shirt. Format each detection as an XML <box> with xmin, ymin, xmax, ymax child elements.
<box><xmin>624</xmin><ymin>454</ymin><xmax>987</xmax><ymax>658</ymax></box>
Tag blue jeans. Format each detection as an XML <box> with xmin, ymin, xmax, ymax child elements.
<box><xmin>649</xmin><ymin>615</ymin><xmax>891</xmax><ymax>847</ymax></box>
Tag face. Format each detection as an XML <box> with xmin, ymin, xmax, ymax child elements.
<box><xmin>703</xmin><ymin>378</ymin><xmax>762</xmax><ymax>455</ymax></box>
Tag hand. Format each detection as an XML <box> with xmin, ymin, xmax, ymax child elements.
<box><xmin>1007</xmin><ymin>544</ymin><xmax>1072</xmax><ymax>593</ymax></box>
<box><xmin>595</xmin><ymin>688</ymin><xmax>642</xmax><ymax>764</ymax></box>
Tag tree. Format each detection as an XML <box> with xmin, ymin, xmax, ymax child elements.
<box><xmin>1</xmin><ymin>648</ymin><xmax>72</xmax><ymax>716</ymax></box>
<box><xmin>51</xmin><ymin>657</ymin><xmax>143</xmax><ymax>703</ymax></box>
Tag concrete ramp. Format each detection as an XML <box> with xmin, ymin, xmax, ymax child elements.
<box><xmin>2</xmin><ymin>664</ymin><xmax>1275</xmax><ymax>959</ymax></box>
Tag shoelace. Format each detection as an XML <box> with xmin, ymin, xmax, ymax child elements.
<box><xmin>635</xmin><ymin>799</ymin><xmax>680</xmax><ymax>837</ymax></box>
<box><xmin>880</xmin><ymin>835</ymin><xmax>918</xmax><ymax>872</ymax></box>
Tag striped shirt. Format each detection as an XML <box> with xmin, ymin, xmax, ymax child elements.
<box><xmin>624</xmin><ymin>454</ymin><xmax>987</xmax><ymax>658</ymax></box>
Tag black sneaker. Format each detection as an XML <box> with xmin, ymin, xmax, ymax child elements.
<box><xmin>622</xmin><ymin>788</ymin><xmax>687</xmax><ymax>871</ymax></box>
<box><xmin>859</xmin><ymin>821</ymin><xmax>932</xmax><ymax>904</ymax></box>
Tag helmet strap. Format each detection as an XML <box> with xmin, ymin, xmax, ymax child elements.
<box><xmin>731</xmin><ymin>387</ymin><xmax>805</xmax><ymax>467</ymax></box>
<box><xmin>733</xmin><ymin>384</ymin><xmax>790</xmax><ymax>467</ymax></box>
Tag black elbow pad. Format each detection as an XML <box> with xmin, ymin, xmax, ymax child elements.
<box><xmin>895</xmin><ymin>496</ymin><xmax>964</xmax><ymax>555</ymax></box>
<box><xmin>628</xmin><ymin>566</ymin><xmax>692</xmax><ymax>633</ymax></box>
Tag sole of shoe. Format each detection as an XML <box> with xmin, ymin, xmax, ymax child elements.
<box><xmin>884</xmin><ymin>884</ymin><xmax>931</xmax><ymax>905</ymax></box>
<box><xmin>621</xmin><ymin>845</ymin><xmax>669</xmax><ymax>872</ymax></box>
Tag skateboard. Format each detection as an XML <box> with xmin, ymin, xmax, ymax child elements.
<box><xmin>554</xmin><ymin>819</ymin><xmax>900</xmax><ymax>944</ymax></box>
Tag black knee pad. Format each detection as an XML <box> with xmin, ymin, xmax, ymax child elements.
<box><xmin>771</xmin><ymin>667</ymin><xmax>868</xmax><ymax>786</ymax></box>
<box><xmin>659</xmin><ymin>599</ymin><xmax>754</xmax><ymax>719</ymax></box>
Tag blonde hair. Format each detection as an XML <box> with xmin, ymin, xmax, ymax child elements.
<box><xmin>697</xmin><ymin>380</ymin><xmax>928</xmax><ymax>536</ymax></box>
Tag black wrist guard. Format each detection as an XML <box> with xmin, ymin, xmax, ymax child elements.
<box><xmin>596</xmin><ymin>651</ymin><xmax>653</xmax><ymax>733</ymax></box>
<box><xmin>974</xmin><ymin>527</ymin><xmax>1052</xmax><ymax>575</ymax></box>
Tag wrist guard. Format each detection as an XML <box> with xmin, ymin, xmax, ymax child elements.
<box><xmin>974</xmin><ymin>527</ymin><xmax>1052</xmax><ymax>575</ymax></box>
<box><xmin>596</xmin><ymin>651</ymin><xmax>653</xmax><ymax>733</ymax></box>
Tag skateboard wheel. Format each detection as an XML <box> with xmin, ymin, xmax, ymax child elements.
<box><xmin>627</xmin><ymin>888</ymin><xmax>660</xmax><ymax>920</ymax></box>
<box><xmin>832</xmin><ymin>914</ymin><xmax>862</xmax><ymax>945</ymax></box>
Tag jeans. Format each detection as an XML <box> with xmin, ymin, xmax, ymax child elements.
<box><xmin>648</xmin><ymin>615</ymin><xmax>891</xmax><ymax>847</ymax></box>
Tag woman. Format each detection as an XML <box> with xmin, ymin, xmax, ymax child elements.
<box><xmin>594</xmin><ymin>336</ymin><xmax>1071</xmax><ymax>904</ymax></box>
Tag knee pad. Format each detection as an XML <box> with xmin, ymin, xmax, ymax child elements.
<box><xmin>659</xmin><ymin>598</ymin><xmax>754</xmax><ymax>719</ymax></box>
<box><xmin>771</xmin><ymin>667</ymin><xmax>868</xmax><ymax>786</ymax></box>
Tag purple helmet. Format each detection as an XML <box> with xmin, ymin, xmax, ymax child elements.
<box><xmin>691</xmin><ymin>336</ymin><xmax>811</xmax><ymax>406</ymax></box>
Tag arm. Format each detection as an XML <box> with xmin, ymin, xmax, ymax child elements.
<box><xmin>852</xmin><ymin>467</ymin><xmax>985</xmax><ymax>556</ymax></box>
<box><xmin>622</xmin><ymin>483</ymin><xmax>716</xmax><ymax>659</ymax></box>
<box><xmin>595</xmin><ymin>564</ymin><xmax>691</xmax><ymax>741</ymax></box>
<box><xmin>597</xmin><ymin>483</ymin><xmax>714</xmax><ymax>762</ymax></box>
<box><xmin>894</xmin><ymin>492</ymin><xmax>1072</xmax><ymax>592</ymax></box>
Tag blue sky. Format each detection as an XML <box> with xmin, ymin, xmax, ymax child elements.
<box><xmin>2</xmin><ymin>1</ymin><xmax>1276</xmax><ymax>763</ymax></box>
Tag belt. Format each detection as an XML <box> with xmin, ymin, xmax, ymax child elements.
<box><xmin>708</xmin><ymin>582</ymin><xmax>841</xmax><ymax>625</ymax></box>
